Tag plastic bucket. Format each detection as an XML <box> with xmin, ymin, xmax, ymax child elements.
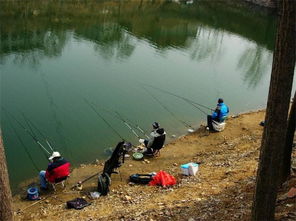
<box><xmin>27</xmin><ymin>187</ymin><xmax>39</xmax><ymax>200</ymax></box>
<box><xmin>181</xmin><ymin>163</ymin><xmax>199</xmax><ymax>176</ymax></box>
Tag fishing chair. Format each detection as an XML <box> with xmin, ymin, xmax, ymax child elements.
<box><xmin>51</xmin><ymin>176</ymin><xmax>69</xmax><ymax>191</ymax></box>
<box><xmin>144</xmin><ymin>147</ymin><xmax>162</xmax><ymax>157</ymax></box>
<box><xmin>153</xmin><ymin>149</ymin><xmax>161</xmax><ymax>157</ymax></box>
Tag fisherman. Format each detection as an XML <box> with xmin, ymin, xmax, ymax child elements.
<box><xmin>39</xmin><ymin>151</ymin><xmax>70</xmax><ymax>190</ymax></box>
<box><xmin>206</xmin><ymin>98</ymin><xmax>229</xmax><ymax>131</ymax></box>
<box><xmin>139</xmin><ymin>122</ymin><xmax>166</xmax><ymax>156</ymax></box>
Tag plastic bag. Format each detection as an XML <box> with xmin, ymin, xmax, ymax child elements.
<box><xmin>148</xmin><ymin>170</ymin><xmax>176</xmax><ymax>187</ymax></box>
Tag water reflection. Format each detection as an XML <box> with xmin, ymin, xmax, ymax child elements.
<box><xmin>187</xmin><ymin>26</ymin><xmax>224</xmax><ymax>62</ymax></box>
<box><xmin>0</xmin><ymin>0</ymin><xmax>276</xmax><ymax>62</ymax></box>
<box><xmin>75</xmin><ymin>23</ymin><xmax>136</xmax><ymax>60</ymax></box>
<box><xmin>237</xmin><ymin>45</ymin><xmax>272</xmax><ymax>88</ymax></box>
<box><xmin>0</xmin><ymin>30</ymin><xmax>68</xmax><ymax>66</ymax></box>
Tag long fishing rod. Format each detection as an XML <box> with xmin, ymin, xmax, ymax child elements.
<box><xmin>116</xmin><ymin>113</ymin><xmax>150</xmax><ymax>139</ymax></box>
<box><xmin>186</xmin><ymin>100</ymin><xmax>209</xmax><ymax>116</ymax></box>
<box><xmin>3</xmin><ymin>110</ymin><xmax>49</xmax><ymax>161</ymax></box>
<box><xmin>114</xmin><ymin>111</ymin><xmax>141</xmax><ymax>139</ymax></box>
<box><xmin>2</xmin><ymin>108</ymin><xmax>51</xmax><ymax>156</ymax></box>
<box><xmin>21</xmin><ymin>112</ymin><xmax>75</xmax><ymax>162</ymax></box>
<box><xmin>143</xmin><ymin>87</ymin><xmax>193</xmax><ymax>129</ymax></box>
<box><xmin>7</xmin><ymin>120</ymin><xmax>41</xmax><ymax>172</ymax></box>
<box><xmin>143</xmin><ymin>84</ymin><xmax>213</xmax><ymax>113</ymax></box>
<box><xmin>21</xmin><ymin>113</ymin><xmax>54</xmax><ymax>152</ymax></box>
<box><xmin>92</xmin><ymin>104</ymin><xmax>150</xmax><ymax>139</ymax></box>
<box><xmin>84</xmin><ymin>99</ymin><xmax>125</xmax><ymax>141</ymax></box>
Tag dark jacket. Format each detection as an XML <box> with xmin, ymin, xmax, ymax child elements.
<box><xmin>148</xmin><ymin>128</ymin><xmax>166</xmax><ymax>151</ymax></box>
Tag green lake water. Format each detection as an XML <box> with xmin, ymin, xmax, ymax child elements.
<box><xmin>0</xmin><ymin>0</ymin><xmax>294</xmax><ymax>191</ymax></box>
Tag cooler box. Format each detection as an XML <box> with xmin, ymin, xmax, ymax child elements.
<box><xmin>180</xmin><ymin>163</ymin><xmax>199</xmax><ymax>176</ymax></box>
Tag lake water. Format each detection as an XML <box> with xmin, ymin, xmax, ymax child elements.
<box><xmin>0</xmin><ymin>0</ymin><xmax>294</xmax><ymax>191</ymax></box>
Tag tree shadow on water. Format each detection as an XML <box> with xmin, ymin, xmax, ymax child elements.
<box><xmin>237</xmin><ymin>45</ymin><xmax>272</xmax><ymax>88</ymax></box>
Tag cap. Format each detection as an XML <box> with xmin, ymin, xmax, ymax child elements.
<box><xmin>49</xmin><ymin>151</ymin><xmax>61</xmax><ymax>161</ymax></box>
<box><xmin>152</xmin><ymin>122</ymin><xmax>159</xmax><ymax>129</ymax></box>
<box><xmin>218</xmin><ymin>98</ymin><xmax>224</xmax><ymax>103</ymax></box>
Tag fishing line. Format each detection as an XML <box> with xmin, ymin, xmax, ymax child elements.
<box><xmin>84</xmin><ymin>99</ymin><xmax>125</xmax><ymax>141</ymax></box>
<box><xmin>21</xmin><ymin>113</ymin><xmax>36</xmax><ymax>140</ymax></box>
<box><xmin>92</xmin><ymin>104</ymin><xmax>150</xmax><ymax>139</ymax></box>
<box><xmin>21</xmin><ymin>113</ymin><xmax>55</xmax><ymax>152</ymax></box>
<box><xmin>6</xmin><ymin>119</ymin><xmax>41</xmax><ymax>172</ymax></box>
<box><xmin>1</xmin><ymin>107</ymin><xmax>51</xmax><ymax>156</ymax></box>
<box><xmin>142</xmin><ymin>83</ymin><xmax>213</xmax><ymax>112</ymax></box>
<box><xmin>114</xmin><ymin>111</ymin><xmax>141</xmax><ymax>139</ymax></box>
<box><xmin>21</xmin><ymin>111</ymin><xmax>75</xmax><ymax>163</ymax></box>
<box><xmin>115</xmin><ymin>112</ymin><xmax>150</xmax><ymax>139</ymax></box>
<box><xmin>142</xmin><ymin>87</ymin><xmax>193</xmax><ymax>129</ymax></box>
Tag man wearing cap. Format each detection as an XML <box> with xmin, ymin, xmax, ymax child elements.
<box><xmin>139</xmin><ymin>122</ymin><xmax>166</xmax><ymax>155</ymax></box>
<box><xmin>39</xmin><ymin>151</ymin><xmax>70</xmax><ymax>190</ymax></box>
<box><xmin>207</xmin><ymin>98</ymin><xmax>229</xmax><ymax>131</ymax></box>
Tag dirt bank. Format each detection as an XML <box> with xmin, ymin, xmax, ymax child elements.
<box><xmin>13</xmin><ymin>110</ymin><xmax>296</xmax><ymax>221</ymax></box>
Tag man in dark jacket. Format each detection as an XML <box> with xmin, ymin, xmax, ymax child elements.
<box><xmin>140</xmin><ymin>122</ymin><xmax>166</xmax><ymax>155</ymax></box>
<box><xmin>39</xmin><ymin>151</ymin><xmax>70</xmax><ymax>189</ymax></box>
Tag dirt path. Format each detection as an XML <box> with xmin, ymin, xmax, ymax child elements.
<box><xmin>13</xmin><ymin>110</ymin><xmax>296</xmax><ymax>221</ymax></box>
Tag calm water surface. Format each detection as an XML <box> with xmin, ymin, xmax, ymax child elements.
<box><xmin>1</xmin><ymin>0</ymin><xmax>294</xmax><ymax>191</ymax></box>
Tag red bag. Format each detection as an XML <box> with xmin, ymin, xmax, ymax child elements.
<box><xmin>148</xmin><ymin>170</ymin><xmax>176</xmax><ymax>187</ymax></box>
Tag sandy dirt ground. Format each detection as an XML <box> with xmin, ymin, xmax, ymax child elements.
<box><xmin>12</xmin><ymin>110</ymin><xmax>296</xmax><ymax>221</ymax></box>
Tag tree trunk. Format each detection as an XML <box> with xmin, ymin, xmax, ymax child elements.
<box><xmin>281</xmin><ymin>91</ymin><xmax>296</xmax><ymax>182</ymax></box>
<box><xmin>251</xmin><ymin>0</ymin><xmax>296</xmax><ymax>220</ymax></box>
<box><xmin>0</xmin><ymin>133</ymin><xmax>14</xmax><ymax>221</ymax></box>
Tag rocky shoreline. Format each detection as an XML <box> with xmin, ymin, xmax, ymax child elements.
<box><xmin>12</xmin><ymin>110</ymin><xmax>296</xmax><ymax>221</ymax></box>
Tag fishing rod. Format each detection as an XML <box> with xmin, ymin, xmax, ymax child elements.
<box><xmin>114</xmin><ymin>111</ymin><xmax>141</xmax><ymax>139</ymax></box>
<box><xmin>113</xmin><ymin>111</ymin><xmax>150</xmax><ymax>139</ymax></box>
<box><xmin>116</xmin><ymin>112</ymin><xmax>150</xmax><ymax>139</ymax></box>
<box><xmin>84</xmin><ymin>99</ymin><xmax>125</xmax><ymax>141</ymax></box>
<box><xmin>2</xmin><ymin>107</ymin><xmax>51</xmax><ymax>156</ymax></box>
<box><xmin>142</xmin><ymin>84</ymin><xmax>213</xmax><ymax>113</ymax></box>
<box><xmin>91</xmin><ymin>104</ymin><xmax>150</xmax><ymax>139</ymax></box>
<box><xmin>6</xmin><ymin>118</ymin><xmax>41</xmax><ymax>172</ymax></box>
<box><xmin>21</xmin><ymin>113</ymin><xmax>55</xmax><ymax>152</ymax></box>
<box><xmin>142</xmin><ymin>87</ymin><xmax>194</xmax><ymax>130</ymax></box>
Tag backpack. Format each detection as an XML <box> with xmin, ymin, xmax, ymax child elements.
<box><xmin>129</xmin><ymin>174</ymin><xmax>154</xmax><ymax>184</ymax></box>
<box><xmin>97</xmin><ymin>173</ymin><xmax>111</xmax><ymax>196</ymax></box>
<box><xmin>66</xmin><ymin>198</ymin><xmax>90</xmax><ymax>210</ymax></box>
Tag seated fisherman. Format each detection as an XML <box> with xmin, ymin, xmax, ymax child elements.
<box><xmin>139</xmin><ymin>122</ymin><xmax>166</xmax><ymax>155</ymax></box>
<box><xmin>207</xmin><ymin>98</ymin><xmax>229</xmax><ymax>131</ymax></box>
<box><xmin>39</xmin><ymin>151</ymin><xmax>70</xmax><ymax>190</ymax></box>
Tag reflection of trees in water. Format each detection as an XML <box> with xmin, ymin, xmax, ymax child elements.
<box><xmin>0</xmin><ymin>0</ymin><xmax>276</xmax><ymax>64</ymax></box>
<box><xmin>237</xmin><ymin>45</ymin><xmax>272</xmax><ymax>88</ymax></box>
<box><xmin>75</xmin><ymin>23</ymin><xmax>135</xmax><ymax>60</ymax></box>
<box><xmin>0</xmin><ymin>30</ymin><xmax>68</xmax><ymax>66</ymax></box>
<box><xmin>186</xmin><ymin>25</ymin><xmax>224</xmax><ymax>62</ymax></box>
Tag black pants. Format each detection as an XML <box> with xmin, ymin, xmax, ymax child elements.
<box><xmin>207</xmin><ymin>115</ymin><xmax>219</xmax><ymax>130</ymax></box>
<box><xmin>143</xmin><ymin>139</ymin><xmax>153</xmax><ymax>155</ymax></box>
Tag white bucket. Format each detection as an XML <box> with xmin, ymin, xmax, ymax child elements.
<box><xmin>180</xmin><ymin>163</ymin><xmax>199</xmax><ymax>176</ymax></box>
<box><xmin>212</xmin><ymin>121</ymin><xmax>226</xmax><ymax>132</ymax></box>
